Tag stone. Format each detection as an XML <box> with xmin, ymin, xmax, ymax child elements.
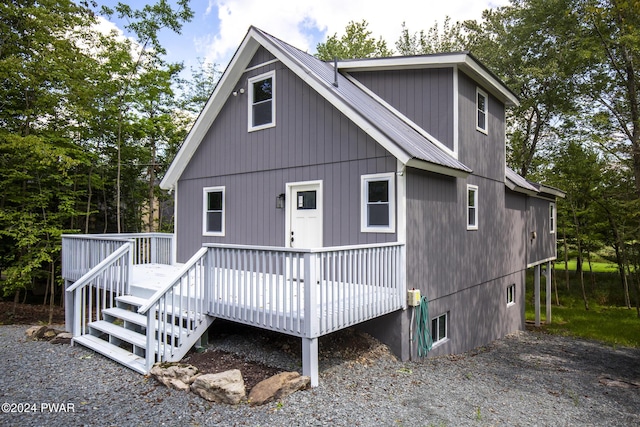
<box><xmin>43</xmin><ymin>329</ymin><xmax>57</xmax><ymax>338</ymax></box>
<box><xmin>50</xmin><ymin>332</ymin><xmax>73</xmax><ymax>345</ymax></box>
<box><xmin>190</xmin><ymin>370</ymin><xmax>245</xmax><ymax>405</ymax></box>
<box><xmin>248</xmin><ymin>372</ymin><xmax>310</xmax><ymax>406</ymax></box>
<box><xmin>150</xmin><ymin>363</ymin><xmax>200</xmax><ymax>391</ymax></box>
<box><xmin>25</xmin><ymin>325</ymin><xmax>48</xmax><ymax>339</ymax></box>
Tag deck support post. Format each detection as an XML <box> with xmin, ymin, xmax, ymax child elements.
<box><xmin>64</xmin><ymin>280</ymin><xmax>73</xmax><ymax>333</ymax></box>
<box><xmin>545</xmin><ymin>261</ymin><xmax>552</xmax><ymax>324</ymax></box>
<box><xmin>534</xmin><ymin>264</ymin><xmax>541</xmax><ymax>327</ymax></box>
<box><xmin>302</xmin><ymin>337</ymin><xmax>318</xmax><ymax>387</ymax></box>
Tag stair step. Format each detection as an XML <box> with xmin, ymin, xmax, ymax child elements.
<box><xmin>89</xmin><ymin>320</ymin><xmax>147</xmax><ymax>348</ymax></box>
<box><xmin>103</xmin><ymin>307</ymin><xmax>147</xmax><ymax>328</ymax></box>
<box><xmin>116</xmin><ymin>295</ymin><xmax>149</xmax><ymax>308</ymax></box>
<box><xmin>102</xmin><ymin>307</ymin><xmax>184</xmax><ymax>338</ymax></box>
<box><xmin>73</xmin><ymin>335</ymin><xmax>147</xmax><ymax>374</ymax></box>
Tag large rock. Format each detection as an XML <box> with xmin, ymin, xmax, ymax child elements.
<box><xmin>25</xmin><ymin>325</ymin><xmax>48</xmax><ymax>339</ymax></box>
<box><xmin>150</xmin><ymin>363</ymin><xmax>200</xmax><ymax>391</ymax></box>
<box><xmin>248</xmin><ymin>372</ymin><xmax>310</xmax><ymax>406</ymax></box>
<box><xmin>50</xmin><ymin>332</ymin><xmax>73</xmax><ymax>345</ymax></box>
<box><xmin>190</xmin><ymin>370</ymin><xmax>245</xmax><ymax>405</ymax></box>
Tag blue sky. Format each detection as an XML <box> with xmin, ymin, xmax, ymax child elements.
<box><xmin>96</xmin><ymin>0</ymin><xmax>510</xmax><ymax>73</ymax></box>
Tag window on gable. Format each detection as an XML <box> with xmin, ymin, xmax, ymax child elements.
<box><xmin>431</xmin><ymin>312</ymin><xmax>448</xmax><ymax>346</ymax></box>
<box><xmin>476</xmin><ymin>88</ymin><xmax>488</xmax><ymax>134</ymax></box>
<box><xmin>549</xmin><ymin>202</ymin><xmax>556</xmax><ymax>234</ymax></box>
<box><xmin>203</xmin><ymin>186</ymin><xmax>225</xmax><ymax>236</ymax></box>
<box><xmin>361</xmin><ymin>173</ymin><xmax>395</xmax><ymax>233</ymax></box>
<box><xmin>467</xmin><ymin>184</ymin><xmax>478</xmax><ymax>230</ymax></box>
<box><xmin>507</xmin><ymin>284</ymin><xmax>516</xmax><ymax>306</ymax></box>
<box><xmin>248</xmin><ymin>71</ymin><xmax>275</xmax><ymax>131</ymax></box>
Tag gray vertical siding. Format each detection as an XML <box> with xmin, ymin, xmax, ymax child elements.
<box><xmin>457</xmin><ymin>71</ymin><xmax>506</xmax><ymax>183</ymax></box>
<box><xmin>176</xmin><ymin>51</ymin><xmax>397</xmax><ymax>261</ymax></box>
<box><xmin>348</xmin><ymin>68</ymin><xmax>454</xmax><ymax>151</ymax></box>
<box><xmin>527</xmin><ymin>196</ymin><xmax>557</xmax><ymax>265</ymax></box>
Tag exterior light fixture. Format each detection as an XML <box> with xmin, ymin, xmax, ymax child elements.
<box><xmin>276</xmin><ymin>193</ymin><xmax>285</xmax><ymax>209</ymax></box>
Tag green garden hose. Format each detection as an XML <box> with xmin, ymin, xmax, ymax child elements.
<box><xmin>414</xmin><ymin>296</ymin><xmax>433</xmax><ymax>357</ymax></box>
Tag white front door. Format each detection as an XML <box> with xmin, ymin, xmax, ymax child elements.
<box><xmin>286</xmin><ymin>181</ymin><xmax>323</xmax><ymax>248</ymax></box>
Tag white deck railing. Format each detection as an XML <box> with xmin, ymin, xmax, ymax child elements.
<box><xmin>204</xmin><ymin>242</ymin><xmax>406</xmax><ymax>338</ymax></box>
<box><xmin>65</xmin><ymin>243</ymin><xmax>133</xmax><ymax>337</ymax></box>
<box><xmin>138</xmin><ymin>248</ymin><xmax>210</xmax><ymax>371</ymax></box>
<box><xmin>62</xmin><ymin>233</ymin><xmax>174</xmax><ymax>282</ymax></box>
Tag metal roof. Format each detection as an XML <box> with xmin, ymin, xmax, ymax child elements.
<box><xmin>255</xmin><ymin>27</ymin><xmax>472</xmax><ymax>176</ymax></box>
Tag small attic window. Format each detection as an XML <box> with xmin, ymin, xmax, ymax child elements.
<box><xmin>248</xmin><ymin>71</ymin><xmax>275</xmax><ymax>131</ymax></box>
<box><xmin>476</xmin><ymin>87</ymin><xmax>488</xmax><ymax>134</ymax></box>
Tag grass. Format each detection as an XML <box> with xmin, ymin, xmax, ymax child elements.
<box><xmin>526</xmin><ymin>267</ymin><xmax>640</xmax><ymax>348</ymax></box>
<box><xmin>554</xmin><ymin>260</ymin><xmax>619</xmax><ymax>273</ymax></box>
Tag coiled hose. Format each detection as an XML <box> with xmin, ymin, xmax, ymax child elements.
<box><xmin>414</xmin><ymin>296</ymin><xmax>433</xmax><ymax>357</ymax></box>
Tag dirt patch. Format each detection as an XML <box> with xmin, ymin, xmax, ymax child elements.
<box><xmin>181</xmin><ymin>320</ymin><xmax>393</xmax><ymax>392</ymax></box>
<box><xmin>0</xmin><ymin>301</ymin><xmax>65</xmax><ymax>325</ymax></box>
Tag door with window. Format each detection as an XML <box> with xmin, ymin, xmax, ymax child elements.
<box><xmin>286</xmin><ymin>181</ymin><xmax>323</xmax><ymax>249</ymax></box>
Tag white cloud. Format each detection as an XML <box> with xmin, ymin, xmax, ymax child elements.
<box><xmin>200</xmin><ymin>0</ymin><xmax>510</xmax><ymax>64</ymax></box>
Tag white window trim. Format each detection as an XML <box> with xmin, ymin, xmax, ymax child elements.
<box><xmin>202</xmin><ymin>186</ymin><xmax>225</xmax><ymax>237</ymax></box>
<box><xmin>507</xmin><ymin>284</ymin><xmax>516</xmax><ymax>306</ymax></box>
<box><xmin>550</xmin><ymin>202</ymin><xmax>556</xmax><ymax>234</ymax></box>
<box><xmin>247</xmin><ymin>70</ymin><xmax>276</xmax><ymax>132</ymax></box>
<box><xmin>431</xmin><ymin>312</ymin><xmax>449</xmax><ymax>347</ymax></box>
<box><xmin>476</xmin><ymin>87</ymin><xmax>488</xmax><ymax>134</ymax></box>
<box><xmin>361</xmin><ymin>172</ymin><xmax>396</xmax><ymax>233</ymax></box>
<box><xmin>467</xmin><ymin>184</ymin><xmax>478</xmax><ymax>231</ymax></box>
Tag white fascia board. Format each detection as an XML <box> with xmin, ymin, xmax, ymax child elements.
<box><xmin>160</xmin><ymin>35</ymin><xmax>261</xmax><ymax>190</ymax></box>
<box><xmin>343</xmin><ymin>72</ymin><xmax>458</xmax><ymax>159</ymax></box>
<box><xmin>338</xmin><ymin>54</ymin><xmax>520</xmax><ymax>108</ymax></box>
<box><xmin>461</xmin><ymin>56</ymin><xmax>520</xmax><ymax>107</ymax></box>
<box><xmin>505</xmin><ymin>179</ymin><xmax>539</xmax><ymax>196</ymax></box>
<box><xmin>337</xmin><ymin>53</ymin><xmax>469</xmax><ymax>71</ymax></box>
<box><xmin>406</xmin><ymin>158</ymin><xmax>471</xmax><ymax>178</ymax></box>
<box><xmin>251</xmin><ymin>32</ymin><xmax>414</xmax><ymax>166</ymax></box>
<box><xmin>536</xmin><ymin>184</ymin><xmax>566</xmax><ymax>199</ymax></box>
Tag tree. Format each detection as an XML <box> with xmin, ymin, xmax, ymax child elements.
<box><xmin>395</xmin><ymin>17</ymin><xmax>466</xmax><ymax>55</ymax></box>
<box><xmin>315</xmin><ymin>20</ymin><xmax>393</xmax><ymax>61</ymax></box>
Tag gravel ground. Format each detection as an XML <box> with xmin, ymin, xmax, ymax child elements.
<box><xmin>1</xmin><ymin>324</ymin><xmax>639</xmax><ymax>427</ymax></box>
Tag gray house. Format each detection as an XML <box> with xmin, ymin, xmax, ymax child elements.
<box><xmin>161</xmin><ymin>26</ymin><xmax>561</xmax><ymax>359</ymax></box>
<box><xmin>62</xmin><ymin>26</ymin><xmax>562</xmax><ymax>386</ymax></box>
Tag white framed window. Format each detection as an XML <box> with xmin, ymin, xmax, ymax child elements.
<box><xmin>203</xmin><ymin>186</ymin><xmax>225</xmax><ymax>236</ymax></box>
<box><xmin>507</xmin><ymin>284</ymin><xmax>516</xmax><ymax>306</ymax></box>
<box><xmin>361</xmin><ymin>173</ymin><xmax>395</xmax><ymax>233</ymax></box>
<box><xmin>467</xmin><ymin>184</ymin><xmax>478</xmax><ymax>230</ymax></box>
<box><xmin>431</xmin><ymin>312</ymin><xmax>448</xmax><ymax>346</ymax></box>
<box><xmin>248</xmin><ymin>71</ymin><xmax>275</xmax><ymax>131</ymax></box>
<box><xmin>549</xmin><ymin>202</ymin><xmax>556</xmax><ymax>234</ymax></box>
<box><xmin>476</xmin><ymin>87</ymin><xmax>488</xmax><ymax>134</ymax></box>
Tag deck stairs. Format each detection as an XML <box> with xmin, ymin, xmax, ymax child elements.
<box><xmin>72</xmin><ymin>271</ymin><xmax>214</xmax><ymax>374</ymax></box>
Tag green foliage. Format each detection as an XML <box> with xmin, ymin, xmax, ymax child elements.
<box><xmin>0</xmin><ymin>0</ymin><xmax>195</xmax><ymax>299</ymax></box>
<box><xmin>315</xmin><ymin>20</ymin><xmax>393</xmax><ymax>61</ymax></box>
<box><xmin>395</xmin><ymin>17</ymin><xmax>466</xmax><ymax>56</ymax></box>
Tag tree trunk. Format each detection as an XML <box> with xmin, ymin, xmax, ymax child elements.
<box><xmin>48</xmin><ymin>261</ymin><xmax>55</xmax><ymax>325</ymax></box>
<box><xmin>553</xmin><ymin>262</ymin><xmax>559</xmax><ymax>306</ymax></box>
<box><xmin>563</xmin><ymin>225</ymin><xmax>569</xmax><ymax>290</ymax></box>
<box><xmin>572</xmin><ymin>208</ymin><xmax>589</xmax><ymax>310</ymax></box>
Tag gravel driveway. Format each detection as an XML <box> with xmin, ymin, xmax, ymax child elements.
<box><xmin>1</xmin><ymin>324</ymin><xmax>638</xmax><ymax>426</ymax></box>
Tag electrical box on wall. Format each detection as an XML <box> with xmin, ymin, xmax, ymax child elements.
<box><xmin>407</xmin><ymin>289</ymin><xmax>421</xmax><ymax>307</ymax></box>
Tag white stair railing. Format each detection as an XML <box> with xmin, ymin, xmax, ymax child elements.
<box><xmin>65</xmin><ymin>242</ymin><xmax>134</xmax><ymax>338</ymax></box>
<box><xmin>138</xmin><ymin>248</ymin><xmax>209</xmax><ymax>372</ymax></box>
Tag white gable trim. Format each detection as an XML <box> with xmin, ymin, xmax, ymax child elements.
<box><xmin>249</xmin><ymin>30</ymin><xmax>414</xmax><ymax>165</ymax></box>
<box><xmin>161</xmin><ymin>33</ymin><xmax>262</xmax><ymax>189</ymax></box>
<box><xmin>343</xmin><ymin>72</ymin><xmax>458</xmax><ymax>159</ymax></box>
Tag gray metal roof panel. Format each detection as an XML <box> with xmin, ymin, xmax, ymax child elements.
<box><xmin>255</xmin><ymin>28</ymin><xmax>471</xmax><ymax>174</ymax></box>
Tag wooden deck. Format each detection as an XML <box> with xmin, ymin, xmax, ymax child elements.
<box><xmin>61</xmin><ymin>234</ymin><xmax>405</xmax><ymax>386</ymax></box>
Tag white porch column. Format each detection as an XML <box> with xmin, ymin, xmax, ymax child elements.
<box><xmin>545</xmin><ymin>261</ymin><xmax>552</xmax><ymax>324</ymax></box>
<box><xmin>534</xmin><ymin>264</ymin><xmax>541</xmax><ymax>327</ymax></box>
<box><xmin>302</xmin><ymin>337</ymin><xmax>319</xmax><ymax>387</ymax></box>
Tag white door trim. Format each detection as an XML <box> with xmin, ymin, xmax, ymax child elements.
<box><xmin>285</xmin><ymin>180</ymin><xmax>323</xmax><ymax>248</ymax></box>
